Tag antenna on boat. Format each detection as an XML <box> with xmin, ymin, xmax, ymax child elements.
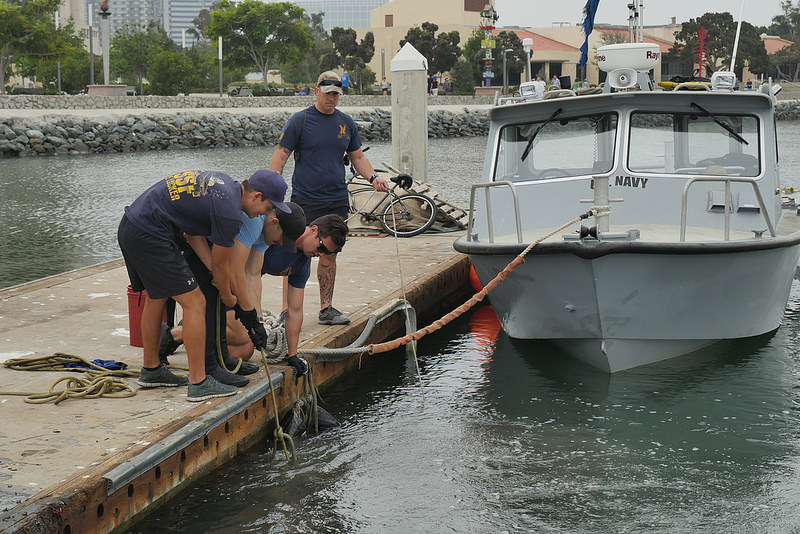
<box><xmin>729</xmin><ymin>0</ymin><xmax>745</xmax><ymax>72</ymax></box>
<box><xmin>627</xmin><ymin>1</ymin><xmax>644</xmax><ymax>43</ymax></box>
<box><xmin>710</xmin><ymin>0</ymin><xmax>744</xmax><ymax>91</ymax></box>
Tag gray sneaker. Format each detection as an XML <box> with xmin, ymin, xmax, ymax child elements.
<box><xmin>138</xmin><ymin>364</ymin><xmax>189</xmax><ymax>388</ymax></box>
<box><xmin>318</xmin><ymin>305</ymin><xmax>350</xmax><ymax>325</ymax></box>
<box><xmin>187</xmin><ymin>375</ymin><xmax>238</xmax><ymax>402</ymax></box>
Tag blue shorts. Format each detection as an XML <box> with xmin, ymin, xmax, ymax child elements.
<box><xmin>117</xmin><ymin>215</ymin><xmax>197</xmax><ymax>300</ymax></box>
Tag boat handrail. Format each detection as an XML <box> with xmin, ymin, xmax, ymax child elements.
<box><xmin>680</xmin><ymin>176</ymin><xmax>775</xmax><ymax>241</ymax></box>
<box><xmin>673</xmin><ymin>82</ymin><xmax>711</xmax><ymax>91</ymax></box>
<box><xmin>467</xmin><ymin>181</ymin><xmax>523</xmax><ymax>243</ymax></box>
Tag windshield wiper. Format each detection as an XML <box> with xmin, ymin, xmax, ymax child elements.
<box><xmin>690</xmin><ymin>102</ymin><xmax>748</xmax><ymax>145</ymax></box>
<box><xmin>521</xmin><ymin>107</ymin><xmax>563</xmax><ymax>162</ymax></box>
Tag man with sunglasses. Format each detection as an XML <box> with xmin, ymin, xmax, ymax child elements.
<box><xmin>270</xmin><ymin>70</ymin><xmax>389</xmax><ymax>326</ymax></box>
<box><xmin>227</xmin><ymin>206</ymin><xmax>349</xmax><ymax>376</ymax></box>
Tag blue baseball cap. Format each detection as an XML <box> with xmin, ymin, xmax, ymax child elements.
<box><xmin>248</xmin><ymin>169</ymin><xmax>290</xmax><ymax>213</ymax></box>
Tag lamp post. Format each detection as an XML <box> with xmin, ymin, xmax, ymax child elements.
<box><xmin>502</xmin><ymin>48</ymin><xmax>513</xmax><ymax>95</ymax></box>
<box><xmin>522</xmin><ymin>38</ymin><xmax>533</xmax><ymax>82</ymax></box>
<box><xmin>55</xmin><ymin>11</ymin><xmax>61</xmax><ymax>93</ymax></box>
<box><xmin>381</xmin><ymin>48</ymin><xmax>386</xmax><ymax>81</ymax></box>
<box><xmin>99</xmin><ymin>2</ymin><xmax>111</xmax><ymax>86</ymax></box>
<box><xmin>88</xmin><ymin>9</ymin><xmax>95</xmax><ymax>85</ymax></box>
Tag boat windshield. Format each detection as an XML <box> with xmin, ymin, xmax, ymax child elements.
<box><xmin>494</xmin><ymin>113</ymin><xmax>617</xmax><ymax>182</ymax></box>
<box><xmin>628</xmin><ymin>111</ymin><xmax>760</xmax><ymax>176</ymax></box>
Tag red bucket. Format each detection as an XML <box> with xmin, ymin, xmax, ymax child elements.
<box><xmin>127</xmin><ymin>285</ymin><xmax>146</xmax><ymax>347</ymax></box>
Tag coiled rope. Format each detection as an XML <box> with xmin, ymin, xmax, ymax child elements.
<box><xmin>2</xmin><ymin>353</ymin><xmax>139</xmax><ymax>404</ymax></box>
<box><xmin>297</xmin><ymin>207</ymin><xmax>606</xmax><ymax>359</ymax></box>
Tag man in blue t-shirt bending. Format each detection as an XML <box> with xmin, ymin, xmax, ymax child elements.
<box><xmin>269</xmin><ymin>70</ymin><xmax>389</xmax><ymax>327</ymax></box>
<box><xmin>117</xmin><ymin>169</ymin><xmax>289</xmax><ymax>402</ymax></box>
<box><xmin>229</xmin><ymin>203</ymin><xmax>349</xmax><ymax>376</ymax></box>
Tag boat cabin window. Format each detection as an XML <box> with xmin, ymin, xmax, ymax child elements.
<box><xmin>494</xmin><ymin>113</ymin><xmax>617</xmax><ymax>182</ymax></box>
<box><xmin>628</xmin><ymin>111</ymin><xmax>760</xmax><ymax>177</ymax></box>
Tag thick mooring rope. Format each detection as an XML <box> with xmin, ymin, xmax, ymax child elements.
<box><xmin>298</xmin><ymin>207</ymin><xmax>606</xmax><ymax>359</ymax></box>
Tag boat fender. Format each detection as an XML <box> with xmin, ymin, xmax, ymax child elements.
<box><xmin>469</xmin><ymin>264</ymin><xmax>483</xmax><ymax>292</ymax></box>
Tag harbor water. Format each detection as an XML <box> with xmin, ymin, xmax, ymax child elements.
<box><xmin>3</xmin><ymin>128</ymin><xmax>800</xmax><ymax>532</ymax></box>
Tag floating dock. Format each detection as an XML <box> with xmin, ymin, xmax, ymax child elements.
<box><xmin>0</xmin><ymin>231</ymin><xmax>470</xmax><ymax>533</ymax></box>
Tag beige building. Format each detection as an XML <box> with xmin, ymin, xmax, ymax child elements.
<box><xmin>357</xmin><ymin>0</ymin><xmax>771</xmax><ymax>89</ymax></box>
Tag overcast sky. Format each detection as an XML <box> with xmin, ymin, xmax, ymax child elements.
<box><xmin>493</xmin><ymin>0</ymin><xmax>784</xmax><ymax>30</ymax></box>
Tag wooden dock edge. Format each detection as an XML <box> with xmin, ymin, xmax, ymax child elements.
<box><xmin>0</xmin><ymin>255</ymin><xmax>472</xmax><ymax>534</ymax></box>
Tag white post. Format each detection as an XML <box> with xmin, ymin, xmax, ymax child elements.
<box><xmin>391</xmin><ymin>43</ymin><xmax>428</xmax><ymax>183</ymax></box>
<box><xmin>55</xmin><ymin>11</ymin><xmax>61</xmax><ymax>93</ymax></box>
<box><xmin>218</xmin><ymin>36</ymin><xmax>223</xmax><ymax>96</ymax></box>
<box><xmin>522</xmin><ymin>38</ymin><xmax>533</xmax><ymax>82</ymax></box>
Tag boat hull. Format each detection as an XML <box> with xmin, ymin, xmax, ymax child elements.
<box><xmin>460</xmin><ymin>240</ymin><xmax>800</xmax><ymax>372</ymax></box>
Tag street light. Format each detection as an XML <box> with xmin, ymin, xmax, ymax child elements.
<box><xmin>502</xmin><ymin>48</ymin><xmax>513</xmax><ymax>95</ymax></box>
<box><xmin>522</xmin><ymin>38</ymin><xmax>533</xmax><ymax>82</ymax></box>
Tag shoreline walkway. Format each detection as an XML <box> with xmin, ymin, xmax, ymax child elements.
<box><xmin>0</xmin><ymin>230</ymin><xmax>472</xmax><ymax>533</ymax></box>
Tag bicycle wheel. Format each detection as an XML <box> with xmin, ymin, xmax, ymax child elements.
<box><xmin>379</xmin><ymin>193</ymin><xmax>438</xmax><ymax>237</ymax></box>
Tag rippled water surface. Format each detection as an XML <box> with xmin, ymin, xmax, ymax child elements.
<box><xmin>127</xmin><ymin>297</ymin><xmax>800</xmax><ymax>533</ymax></box>
<box><xmin>4</xmin><ymin>125</ymin><xmax>800</xmax><ymax>533</ymax></box>
<box><xmin>0</xmin><ymin>136</ymin><xmax>485</xmax><ymax>289</ymax></box>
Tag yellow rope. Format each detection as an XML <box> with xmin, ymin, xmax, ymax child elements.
<box><xmin>259</xmin><ymin>348</ymin><xmax>295</xmax><ymax>462</ymax></box>
<box><xmin>2</xmin><ymin>353</ymin><xmax>138</xmax><ymax>404</ymax></box>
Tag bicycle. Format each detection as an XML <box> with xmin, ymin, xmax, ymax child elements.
<box><xmin>345</xmin><ymin>151</ymin><xmax>438</xmax><ymax>238</ymax></box>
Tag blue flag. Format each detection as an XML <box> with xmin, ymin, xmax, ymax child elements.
<box><xmin>579</xmin><ymin>0</ymin><xmax>601</xmax><ymax>67</ymax></box>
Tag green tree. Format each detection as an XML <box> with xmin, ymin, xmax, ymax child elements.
<box><xmin>16</xmin><ymin>26</ymin><xmax>89</xmax><ymax>94</ymax></box>
<box><xmin>207</xmin><ymin>0</ymin><xmax>312</xmax><ymax>92</ymax></box>
<box><xmin>767</xmin><ymin>1</ymin><xmax>800</xmax><ymax>41</ymax></box>
<box><xmin>450</xmin><ymin>57</ymin><xmax>478</xmax><ymax>94</ymax></box>
<box><xmin>110</xmin><ymin>22</ymin><xmax>176</xmax><ymax>94</ymax></box>
<box><xmin>400</xmin><ymin>22</ymin><xmax>461</xmax><ymax>74</ymax></box>
<box><xmin>149</xmin><ymin>49</ymin><xmax>195</xmax><ymax>95</ymax></box>
<box><xmin>669</xmin><ymin>12</ymin><xmax>769</xmax><ymax>77</ymax></box>
<box><xmin>279</xmin><ymin>12</ymin><xmax>330</xmax><ymax>85</ymax></box>
<box><xmin>0</xmin><ymin>0</ymin><xmax>72</xmax><ymax>94</ymax></box>
<box><xmin>461</xmin><ymin>31</ymin><xmax>487</xmax><ymax>85</ymax></box>
<box><xmin>322</xmin><ymin>26</ymin><xmax>376</xmax><ymax>92</ymax></box>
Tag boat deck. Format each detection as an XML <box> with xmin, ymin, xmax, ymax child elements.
<box><xmin>0</xmin><ymin>231</ymin><xmax>469</xmax><ymax>532</ymax></box>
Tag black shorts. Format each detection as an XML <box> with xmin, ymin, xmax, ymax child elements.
<box><xmin>117</xmin><ymin>215</ymin><xmax>197</xmax><ymax>300</ymax></box>
<box><xmin>290</xmin><ymin>195</ymin><xmax>348</xmax><ymax>225</ymax></box>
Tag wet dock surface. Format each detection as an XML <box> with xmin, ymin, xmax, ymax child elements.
<box><xmin>0</xmin><ymin>230</ymin><xmax>469</xmax><ymax>532</ymax></box>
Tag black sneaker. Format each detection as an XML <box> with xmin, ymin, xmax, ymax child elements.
<box><xmin>221</xmin><ymin>352</ymin><xmax>259</xmax><ymax>376</ymax></box>
<box><xmin>158</xmin><ymin>323</ymin><xmax>181</xmax><ymax>364</ymax></box>
<box><xmin>318</xmin><ymin>305</ymin><xmax>350</xmax><ymax>325</ymax></box>
<box><xmin>207</xmin><ymin>365</ymin><xmax>250</xmax><ymax>388</ymax></box>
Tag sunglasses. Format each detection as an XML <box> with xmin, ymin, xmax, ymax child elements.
<box><xmin>317</xmin><ymin>235</ymin><xmax>341</xmax><ymax>255</ymax></box>
<box><xmin>319</xmin><ymin>79</ymin><xmax>343</xmax><ymax>88</ymax></box>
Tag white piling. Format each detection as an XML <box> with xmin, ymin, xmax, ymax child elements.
<box><xmin>390</xmin><ymin>43</ymin><xmax>428</xmax><ymax>183</ymax></box>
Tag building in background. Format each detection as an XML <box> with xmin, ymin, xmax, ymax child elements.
<box><xmin>290</xmin><ymin>0</ymin><xmax>391</xmax><ymax>32</ymax></box>
<box><xmin>166</xmin><ymin>0</ymin><xmax>216</xmax><ymax>47</ymax></box>
<box><xmin>84</xmin><ymin>0</ymin><xmax>164</xmax><ymax>35</ymax></box>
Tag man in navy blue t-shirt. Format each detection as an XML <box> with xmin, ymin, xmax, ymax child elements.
<box><xmin>229</xmin><ymin>204</ymin><xmax>348</xmax><ymax>376</ymax></box>
<box><xmin>118</xmin><ymin>169</ymin><xmax>289</xmax><ymax>401</ymax></box>
<box><xmin>270</xmin><ymin>70</ymin><xmax>389</xmax><ymax>327</ymax></box>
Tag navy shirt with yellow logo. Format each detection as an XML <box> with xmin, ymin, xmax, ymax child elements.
<box><xmin>124</xmin><ymin>170</ymin><xmax>242</xmax><ymax>246</ymax></box>
<box><xmin>277</xmin><ymin>106</ymin><xmax>361</xmax><ymax>203</ymax></box>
